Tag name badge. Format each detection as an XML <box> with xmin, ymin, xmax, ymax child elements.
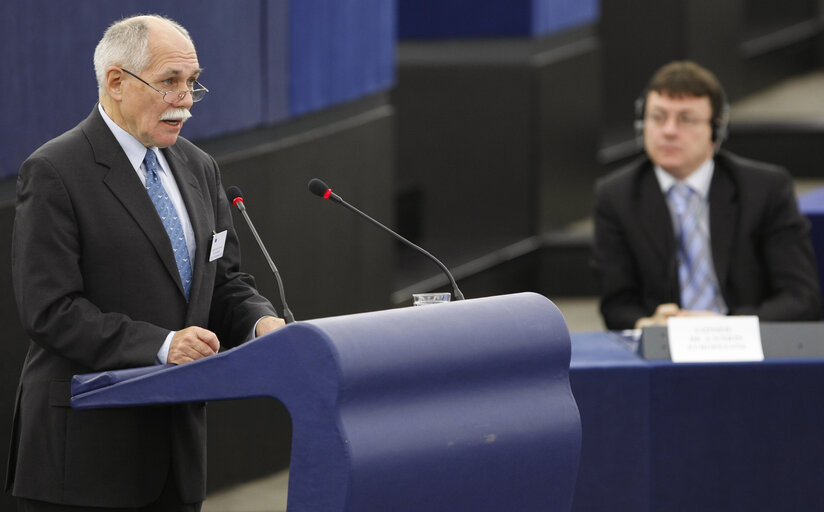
<box><xmin>209</xmin><ymin>230</ymin><xmax>227</xmax><ymax>262</ymax></box>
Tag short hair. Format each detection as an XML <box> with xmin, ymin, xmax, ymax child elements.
<box><xmin>646</xmin><ymin>60</ymin><xmax>726</xmax><ymax>122</ymax></box>
<box><xmin>93</xmin><ymin>14</ymin><xmax>194</xmax><ymax>97</ymax></box>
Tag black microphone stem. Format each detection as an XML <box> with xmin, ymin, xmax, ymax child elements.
<box><xmin>235</xmin><ymin>201</ymin><xmax>295</xmax><ymax>323</ymax></box>
<box><xmin>335</xmin><ymin>196</ymin><xmax>465</xmax><ymax>301</ymax></box>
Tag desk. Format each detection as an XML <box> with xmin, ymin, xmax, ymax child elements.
<box><xmin>569</xmin><ymin>331</ymin><xmax>824</xmax><ymax>511</ymax></box>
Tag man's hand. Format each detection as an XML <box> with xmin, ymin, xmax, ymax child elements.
<box><xmin>635</xmin><ymin>303</ymin><xmax>724</xmax><ymax>329</ymax></box>
<box><xmin>634</xmin><ymin>303</ymin><xmax>682</xmax><ymax>329</ymax></box>
<box><xmin>168</xmin><ymin>326</ymin><xmax>220</xmax><ymax>365</ymax></box>
<box><xmin>256</xmin><ymin>316</ymin><xmax>286</xmax><ymax>337</ymax></box>
<box><xmin>677</xmin><ymin>309</ymin><xmax>723</xmax><ymax>318</ymax></box>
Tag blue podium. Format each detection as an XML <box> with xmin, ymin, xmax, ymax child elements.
<box><xmin>71</xmin><ymin>293</ymin><xmax>581</xmax><ymax>512</ymax></box>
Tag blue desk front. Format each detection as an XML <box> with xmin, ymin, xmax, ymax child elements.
<box><xmin>569</xmin><ymin>331</ymin><xmax>824</xmax><ymax>511</ymax></box>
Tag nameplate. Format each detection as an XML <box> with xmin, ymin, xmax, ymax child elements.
<box><xmin>667</xmin><ymin>316</ymin><xmax>764</xmax><ymax>363</ymax></box>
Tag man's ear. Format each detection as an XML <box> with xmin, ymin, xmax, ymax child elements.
<box><xmin>104</xmin><ymin>67</ymin><xmax>124</xmax><ymax>101</ymax></box>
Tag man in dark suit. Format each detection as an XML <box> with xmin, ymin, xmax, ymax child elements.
<box><xmin>593</xmin><ymin>60</ymin><xmax>821</xmax><ymax>330</ymax></box>
<box><xmin>6</xmin><ymin>14</ymin><xmax>285</xmax><ymax>511</ymax></box>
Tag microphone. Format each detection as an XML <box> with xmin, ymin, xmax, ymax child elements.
<box><xmin>308</xmin><ymin>178</ymin><xmax>465</xmax><ymax>300</ymax></box>
<box><xmin>226</xmin><ymin>186</ymin><xmax>295</xmax><ymax>323</ymax></box>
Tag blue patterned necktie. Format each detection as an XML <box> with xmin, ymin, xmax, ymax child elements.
<box><xmin>669</xmin><ymin>182</ymin><xmax>725</xmax><ymax>313</ymax></box>
<box><xmin>143</xmin><ymin>148</ymin><xmax>192</xmax><ymax>301</ymax></box>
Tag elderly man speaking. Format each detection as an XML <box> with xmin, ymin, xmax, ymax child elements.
<box><xmin>7</xmin><ymin>14</ymin><xmax>284</xmax><ymax>512</ymax></box>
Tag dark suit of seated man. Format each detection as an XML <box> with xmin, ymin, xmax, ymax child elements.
<box><xmin>6</xmin><ymin>14</ymin><xmax>286</xmax><ymax>512</ymax></box>
<box><xmin>592</xmin><ymin>60</ymin><xmax>822</xmax><ymax>331</ymax></box>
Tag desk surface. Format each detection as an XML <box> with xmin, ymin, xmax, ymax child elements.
<box><xmin>799</xmin><ymin>186</ymin><xmax>824</xmax><ymax>214</ymax></box>
<box><xmin>569</xmin><ymin>331</ymin><xmax>824</xmax><ymax>512</ymax></box>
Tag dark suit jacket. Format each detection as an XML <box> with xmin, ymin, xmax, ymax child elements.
<box><xmin>593</xmin><ymin>150</ymin><xmax>822</xmax><ymax>330</ymax></box>
<box><xmin>6</xmin><ymin>107</ymin><xmax>277</xmax><ymax>507</ymax></box>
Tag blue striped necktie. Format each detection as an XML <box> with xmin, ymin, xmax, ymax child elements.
<box><xmin>143</xmin><ymin>148</ymin><xmax>192</xmax><ymax>301</ymax></box>
<box><xmin>669</xmin><ymin>182</ymin><xmax>724</xmax><ymax>312</ymax></box>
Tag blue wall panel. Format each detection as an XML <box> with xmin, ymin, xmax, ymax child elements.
<box><xmin>398</xmin><ymin>0</ymin><xmax>599</xmax><ymax>39</ymax></box>
<box><xmin>1</xmin><ymin>1</ymin><xmax>102</xmax><ymax>181</ymax></box>
<box><xmin>398</xmin><ymin>0</ymin><xmax>532</xmax><ymax>38</ymax></box>
<box><xmin>151</xmin><ymin>1</ymin><xmax>273</xmax><ymax>140</ymax></box>
<box><xmin>289</xmin><ymin>0</ymin><xmax>396</xmax><ymax>117</ymax></box>
<box><xmin>531</xmin><ymin>0</ymin><xmax>599</xmax><ymax>36</ymax></box>
<box><xmin>265</xmin><ymin>1</ymin><xmax>292</xmax><ymax>125</ymax></box>
<box><xmin>1</xmin><ymin>0</ymin><xmax>395</xmax><ymax>179</ymax></box>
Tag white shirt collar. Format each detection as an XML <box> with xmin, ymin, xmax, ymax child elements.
<box><xmin>98</xmin><ymin>103</ymin><xmax>164</xmax><ymax>174</ymax></box>
<box><xmin>654</xmin><ymin>157</ymin><xmax>715</xmax><ymax>200</ymax></box>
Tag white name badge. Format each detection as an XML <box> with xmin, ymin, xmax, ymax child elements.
<box><xmin>209</xmin><ymin>230</ymin><xmax>228</xmax><ymax>262</ymax></box>
<box><xmin>667</xmin><ymin>316</ymin><xmax>764</xmax><ymax>363</ymax></box>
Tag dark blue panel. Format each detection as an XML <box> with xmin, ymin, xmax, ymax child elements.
<box><xmin>570</xmin><ymin>331</ymin><xmax>824</xmax><ymax>512</ymax></box>
<box><xmin>0</xmin><ymin>1</ymin><xmax>273</xmax><ymax>179</ymax></box>
<box><xmin>69</xmin><ymin>0</ymin><xmax>270</xmax><ymax>141</ymax></box>
<box><xmin>1</xmin><ymin>0</ymin><xmax>393</xmax><ymax>180</ymax></box>
<box><xmin>398</xmin><ymin>0</ymin><xmax>532</xmax><ymax>38</ymax></box>
<box><xmin>798</xmin><ymin>187</ymin><xmax>824</xmax><ymax>305</ymax></box>
<box><xmin>264</xmin><ymin>0</ymin><xmax>291</xmax><ymax>125</ymax></box>
<box><xmin>145</xmin><ymin>1</ymin><xmax>270</xmax><ymax>140</ymax></box>
<box><xmin>570</xmin><ymin>333</ymin><xmax>651</xmax><ymax>511</ymax></box>
<box><xmin>648</xmin><ymin>362</ymin><xmax>824</xmax><ymax>510</ymax></box>
<box><xmin>531</xmin><ymin>0</ymin><xmax>600</xmax><ymax>36</ymax></box>
<box><xmin>289</xmin><ymin>0</ymin><xmax>395</xmax><ymax>117</ymax></box>
<box><xmin>398</xmin><ymin>0</ymin><xmax>599</xmax><ymax>39</ymax></box>
<box><xmin>0</xmin><ymin>1</ymin><xmax>103</xmax><ymax>180</ymax></box>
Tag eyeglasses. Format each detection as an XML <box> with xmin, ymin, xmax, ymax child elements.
<box><xmin>645</xmin><ymin>110</ymin><xmax>710</xmax><ymax>130</ymax></box>
<box><xmin>121</xmin><ymin>68</ymin><xmax>209</xmax><ymax>104</ymax></box>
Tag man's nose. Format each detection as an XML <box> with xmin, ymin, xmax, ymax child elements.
<box><xmin>661</xmin><ymin>115</ymin><xmax>680</xmax><ymax>134</ymax></box>
<box><xmin>169</xmin><ymin>91</ymin><xmax>194</xmax><ymax>108</ymax></box>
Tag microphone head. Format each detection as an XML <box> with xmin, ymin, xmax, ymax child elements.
<box><xmin>226</xmin><ymin>185</ymin><xmax>244</xmax><ymax>207</ymax></box>
<box><xmin>308</xmin><ymin>178</ymin><xmax>332</xmax><ymax>199</ymax></box>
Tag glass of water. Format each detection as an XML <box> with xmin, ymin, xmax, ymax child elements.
<box><xmin>412</xmin><ymin>292</ymin><xmax>451</xmax><ymax>306</ymax></box>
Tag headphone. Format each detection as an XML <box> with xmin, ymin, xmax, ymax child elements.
<box><xmin>634</xmin><ymin>88</ymin><xmax>730</xmax><ymax>153</ymax></box>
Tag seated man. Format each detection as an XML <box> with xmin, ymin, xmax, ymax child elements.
<box><xmin>592</xmin><ymin>60</ymin><xmax>822</xmax><ymax>330</ymax></box>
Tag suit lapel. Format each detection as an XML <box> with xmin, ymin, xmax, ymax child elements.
<box><xmin>709</xmin><ymin>166</ymin><xmax>737</xmax><ymax>289</ymax></box>
<box><xmin>632</xmin><ymin>165</ymin><xmax>680</xmax><ymax>302</ymax></box>
<box><xmin>636</xmin><ymin>167</ymin><xmax>676</xmax><ymax>264</ymax></box>
<box><xmin>82</xmin><ymin>107</ymin><xmax>188</xmax><ymax>299</ymax></box>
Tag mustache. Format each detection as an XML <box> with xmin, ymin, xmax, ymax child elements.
<box><xmin>159</xmin><ymin>108</ymin><xmax>192</xmax><ymax>123</ymax></box>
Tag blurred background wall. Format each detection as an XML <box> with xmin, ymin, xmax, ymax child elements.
<box><xmin>2</xmin><ymin>0</ymin><xmax>823</xmax><ymax>507</ymax></box>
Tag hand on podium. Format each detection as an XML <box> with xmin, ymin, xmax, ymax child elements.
<box><xmin>168</xmin><ymin>326</ymin><xmax>220</xmax><ymax>364</ymax></box>
<box><xmin>256</xmin><ymin>315</ymin><xmax>286</xmax><ymax>337</ymax></box>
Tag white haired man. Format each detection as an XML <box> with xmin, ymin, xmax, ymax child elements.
<box><xmin>7</xmin><ymin>14</ymin><xmax>284</xmax><ymax>511</ymax></box>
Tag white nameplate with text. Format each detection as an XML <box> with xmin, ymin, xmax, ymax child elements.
<box><xmin>667</xmin><ymin>316</ymin><xmax>763</xmax><ymax>363</ymax></box>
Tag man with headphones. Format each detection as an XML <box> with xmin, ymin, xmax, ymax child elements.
<box><xmin>592</xmin><ymin>60</ymin><xmax>821</xmax><ymax>330</ymax></box>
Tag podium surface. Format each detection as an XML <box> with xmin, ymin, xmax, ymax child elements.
<box><xmin>72</xmin><ymin>292</ymin><xmax>581</xmax><ymax>512</ymax></box>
